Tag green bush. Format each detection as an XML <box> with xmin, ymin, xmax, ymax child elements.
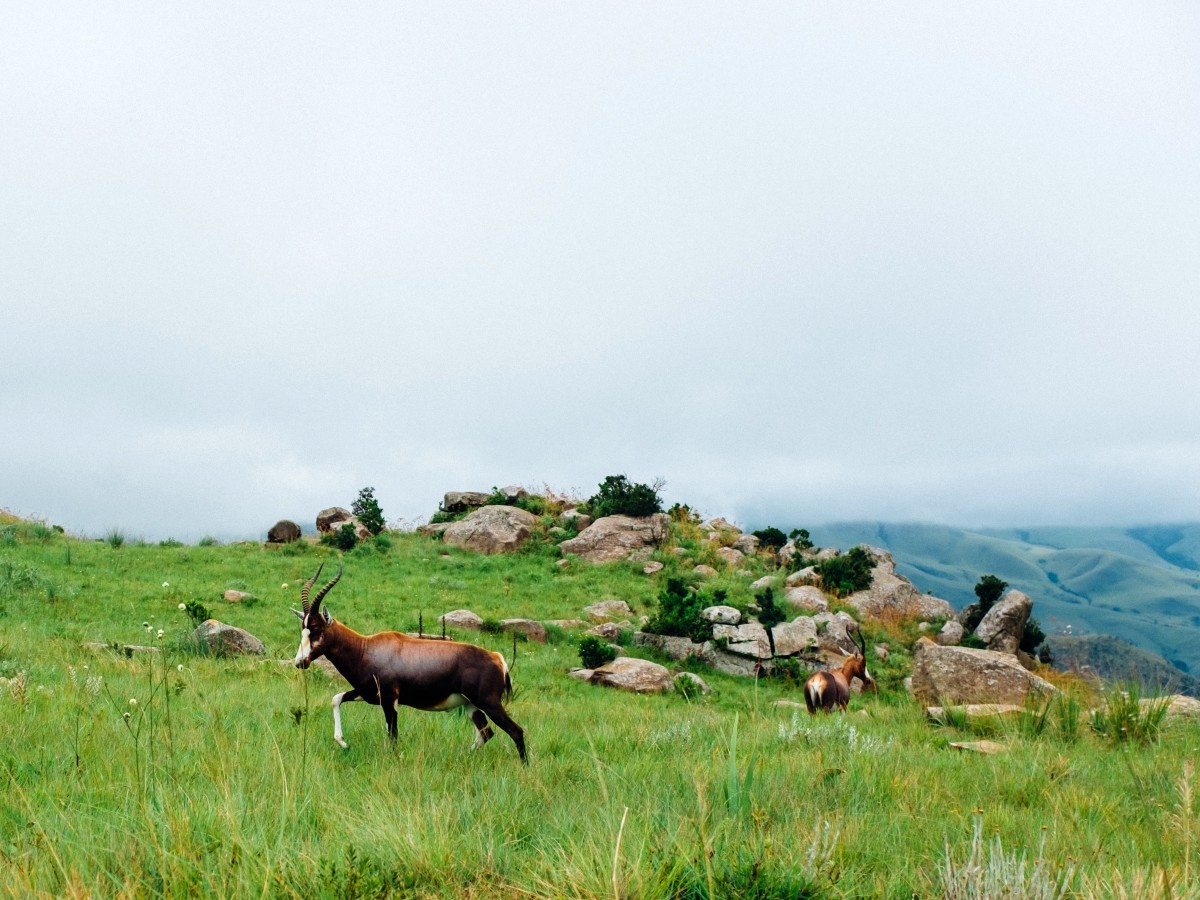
<box><xmin>1021</xmin><ymin>615</ymin><xmax>1047</xmax><ymax>655</ymax></box>
<box><xmin>646</xmin><ymin>577</ymin><xmax>709</xmax><ymax>643</ymax></box>
<box><xmin>756</xmin><ymin>587</ymin><xmax>786</xmax><ymax>632</ymax></box>
<box><xmin>817</xmin><ymin>546</ymin><xmax>875</xmax><ymax>596</ymax></box>
<box><xmin>578</xmin><ymin>635</ymin><xmax>618</xmax><ymax>669</ymax></box>
<box><xmin>1090</xmin><ymin>682</ymin><xmax>1172</xmax><ymax>745</ymax></box>
<box><xmin>789</xmin><ymin>528</ymin><xmax>814</xmax><ymax>552</ymax></box>
<box><xmin>963</xmin><ymin>574</ymin><xmax>1009</xmax><ymax>632</ymax></box>
<box><xmin>181</xmin><ymin>599</ymin><xmax>211</xmax><ymax>628</ymax></box>
<box><xmin>752</xmin><ymin>526</ymin><xmax>787</xmax><ymax>551</ymax></box>
<box><xmin>322</xmin><ymin>523</ymin><xmax>359</xmax><ymax>551</ymax></box>
<box><xmin>352</xmin><ymin>486</ymin><xmax>385</xmax><ymax>536</ymax></box>
<box><xmin>586</xmin><ymin>475</ymin><xmax>663</xmax><ymax>518</ymax></box>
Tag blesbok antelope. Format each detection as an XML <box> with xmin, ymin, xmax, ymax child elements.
<box><xmin>291</xmin><ymin>563</ymin><xmax>527</xmax><ymax>763</ymax></box>
<box><xmin>803</xmin><ymin>624</ymin><xmax>876</xmax><ymax>714</ymax></box>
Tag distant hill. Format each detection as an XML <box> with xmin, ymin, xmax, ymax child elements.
<box><xmin>805</xmin><ymin>522</ymin><xmax>1200</xmax><ymax>677</ymax></box>
<box><xmin>1045</xmin><ymin>634</ymin><xmax>1200</xmax><ymax>696</ymax></box>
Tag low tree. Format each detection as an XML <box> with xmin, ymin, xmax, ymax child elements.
<box><xmin>352</xmin><ymin>486</ymin><xmax>385</xmax><ymax>536</ymax></box>
<box><xmin>817</xmin><ymin>546</ymin><xmax>875</xmax><ymax>596</ymax></box>
<box><xmin>751</xmin><ymin>526</ymin><xmax>787</xmax><ymax>552</ymax></box>
<box><xmin>586</xmin><ymin>475</ymin><xmax>664</xmax><ymax>518</ymax></box>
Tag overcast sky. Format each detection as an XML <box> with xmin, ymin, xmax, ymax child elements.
<box><xmin>3</xmin><ymin>4</ymin><xmax>1199</xmax><ymax>541</ymax></box>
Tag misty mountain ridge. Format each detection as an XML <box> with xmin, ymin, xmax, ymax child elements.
<box><xmin>804</xmin><ymin>521</ymin><xmax>1200</xmax><ymax>677</ymax></box>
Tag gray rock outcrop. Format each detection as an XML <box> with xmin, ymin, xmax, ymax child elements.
<box><xmin>193</xmin><ymin>620</ymin><xmax>265</xmax><ymax>656</ymax></box>
<box><xmin>587</xmin><ymin>657</ymin><xmax>675</xmax><ymax>693</ymax></box>
<box><xmin>910</xmin><ymin>639</ymin><xmax>1057</xmax><ymax>706</ymax></box>
<box><xmin>975</xmin><ymin>590</ymin><xmax>1032</xmax><ymax>654</ymax></box>
<box><xmin>557</xmin><ymin>514</ymin><xmax>669</xmax><ymax>563</ymax></box>
<box><xmin>442</xmin><ymin>492</ymin><xmax>491</xmax><ymax>513</ymax></box>
<box><xmin>844</xmin><ymin>548</ymin><xmax>955</xmax><ymax>621</ymax></box>
<box><xmin>442</xmin><ymin>505</ymin><xmax>539</xmax><ymax>554</ymax></box>
<box><xmin>267</xmin><ymin>520</ymin><xmax>301</xmax><ymax>543</ymax></box>
<box><xmin>584</xmin><ymin>599</ymin><xmax>634</xmax><ymax>623</ymax></box>
<box><xmin>439</xmin><ymin>609</ymin><xmax>484</xmax><ymax>630</ymax></box>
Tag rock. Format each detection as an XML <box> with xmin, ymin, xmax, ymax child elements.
<box><xmin>814</xmin><ymin>611</ymin><xmax>862</xmax><ymax>655</ymax></box>
<box><xmin>643</xmin><ymin>561</ymin><xmax>664</xmax><ymax>575</ymax></box>
<box><xmin>267</xmin><ymin>520</ymin><xmax>301</xmax><ymax>543</ymax></box>
<box><xmin>439</xmin><ymin>609</ymin><xmax>484</xmax><ymax>630</ymax></box>
<box><xmin>715</xmin><ymin>547</ymin><xmax>745</xmax><ymax>567</ymax></box>
<box><xmin>927</xmin><ymin>703</ymin><xmax>1024</xmax><ymax>724</ymax></box>
<box><xmin>496</xmin><ymin>485</ymin><xmax>528</xmax><ymax>503</ymax></box>
<box><xmin>560</xmin><ymin>509</ymin><xmax>594</xmax><ymax>531</ymax></box>
<box><xmin>568</xmin><ymin>668</ymin><xmax>594</xmax><ymax>682</ymax></box>
<box><xmin>732</xmin><ymin>534</ymin><xmax>760</xmax><ymax>555</ymax></box>
<box><xmin>417</xmin><ymin>522</ymin><xmax>453</xmax><ymax>537</ymax></box>
<box><xmin>674</xmin><ymin>671</ymin><xmax>711</xmax><ymax>695</ymax></box>
<box><xmin>950</xmin><ymin>740</ymin><xmax>1008</xmax><ymax>755</ymax></box>
<box><xmin>784</xmin><ymin>586</ymin><xmax>829</xmax><ymax>613</ymax></box>
<box><xmin>706</xmin><ymin>517</ymin><xmax>741</xmax><ymax>534</ymax></box>
<box><xmin>975</xmin><ymin>590</ymin><xmax>1033</xmax><ymax>655</ymax></box>
<box><xmin>1154</xmin><ymin>695</ymin><xmax>1200</xmax><ymax>719</ymax></box>
<box><xmin>774</xmin><ymin>699</ymin><xmax>807</xmax><ymax>710</ymax></box>
<box><xmin>500</xmin><ymin>618</ymin><xmax>547</xmax><ymax>643</ymax></box>
<box><xmin>632</xmin><ymin>632</ymin><xmax>703</xmax><ymax>661</ymax></box>
<box><xmin>589</xmin><ymin>657</ymin><xmax>674</xmax><ymax>693</ymax></box>
<box><xmin>557</xmin><ymin>514</ymin><xmax>669</xmax><ymax>564</ymax></box>
<box><xmin>770</xmin><ymin>618</ymin><xmax>819</xmax><ymax>656</ymax></box>
<box><xmin>749</xmin><ymin>575</ymin><xmax>776</xmax><ymax>593</ymax></box>
<box><xmin>442</xmin><ymin>505</ymin><xmax>539</xmax><ymax>555</ymax></box>
<box><xmin>546</xmin><ymin>619</ymin><xmax>584</xmax><ymax>629</ymax></box>
<box><xmin>713</xmin><ymin>622</ymin><xmax>772</xmax><ymax>659</ymax></box>
<box><xmin>937</xmin><ymin>621</ymin><xmax>965</xmax><ymax>646</ymax></box>
<box><xmin>192</xmin><ymin>620</ymin><xmax>265</xmax><ymax>656</ymax></box>
<box><xmin>586</xmin><ymin>622</ymin><xmax>628</xmax><ymax>640</ymax></box>
<box><xmin>873</xmin><ymin>644</ymin><xmax>890</xmax><ymax>662</ymax></box>
<box><xmin>223</xmin><ymin>590</ymin><xmax>253</xmax><ymax>603</ymax></box>
<box><xmin>442</xmin><ymin>492</ymin><xmax>491</xmax><ymax>513</ymax></box>
<box><xmin>701</xmin><ymin>605</ymin><xmax>742</xmax><ymax>625</ymax></box>
<box><xmin>786</xmin><ymin>567</ymin><xmax>820</xmax><ymax>587</ymax></box>
<box><xmin>584</xmin><ymin>599</ymin><xmax>634</xmax><ymax>623</ymax></box>
<box><xmin>843</xmin><ymin>548</ymin><xmax>955</xmax><ymax>622</ymax></box>
<box><xmin>693</xmin><ymin>565</ymin><xmax>718</xmax><ymax>578</ymax></box>
<box><xmin>910</xmin><ymin>639</ymin><xmax>1058</xmax><ymax>707</ymax></box>
<box><xmin>316</xmin><ymin>507</ymin><xmax>354</xmax><ymax>533</ymax></box>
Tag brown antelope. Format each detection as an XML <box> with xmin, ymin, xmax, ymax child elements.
<box><xmin>803</xmin><ymin>625</ymin><xmax>876</xmax><ymax>713</ymax></box>
<box><xmin>292</xmin><ymin>563</ymin><xmax>527</xmax><ymax>763</ymax></box>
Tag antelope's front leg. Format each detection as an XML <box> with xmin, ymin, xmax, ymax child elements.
<box><xmin>331</xmin><ymin>689</ymin><xmax>359</xmax><ymax>749</ymax></box>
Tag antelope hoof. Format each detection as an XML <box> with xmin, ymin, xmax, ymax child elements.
<box><xmin>336</xmin><ymin>737</ymin><xmax>349</xmax><ymax>749</ymax></box>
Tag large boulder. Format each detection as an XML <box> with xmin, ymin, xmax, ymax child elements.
<box><xmin>557</xmin><ymin>514</ymin><xmax>669</xmax><ymax>563</ymax></box>
<box><xmin>784</xmin><ymin>586</ymin><xmax>829</xmax><ymax>614</ymax></box>
<box><xmin>316</xmin><ymin>507</ymin><xmax>353</xmax><ymax>533</ymax></box>
<box><xmin>770</xmin><ymin>618</ymin><xmax>819</xmax><ymax>656</ymax></box>
<box><xmin>712</xmin><ymin>623</ymin><xmax>772</xmax><ymax>659</ymax></box>
<box><xmin>911</xmin><ymin>639</ymin><xmax>1057</xmax><ymax>706</ymax></box>
<box><xmin>732</xmin><ymin>534</ymin><xmax>760</xmax><ymax>555</ymax></box>
<box><xmin>701</xmin><ymin>605</ymin><xmax>741</xmax><ymax>625</ymax></box>
<box><xmin>588</xmin><ymin>657</ymin><xmax>675</xmax><ymax>693</ymax></box>
<box><xmin>439</xmin><ymin>609</ymin><xmax>484</xmax><ymax>630</ymax></box>
<box><xmin>500</xmin><ymin>618</ymin><xmax>547</xmax><ymax>643</ymax></box>
<box><xmin>715</xmin><ymin>547</ymin><xmax>745</xmax><ymax>567</ymax></box>
<box><xmin>814</xmin><ymin>611</ymin><xmax>862</xmax><ymax>655</ymax></box>
<box><xmin>193</xmin><ymin>620</ymin><xmax>265</xmax><ymax>656</ymax></box>
<box><xmin>442</xmin><ymin>491</ymin><xmax>491</xmax><ymax>513</ymax></box>
<box><xmin>844</xmin><ymin>548</ymin><xmax>954</xmax><ymax>622</ymax></box>
<box><xmin>267</xmin><ymin>520</ymin><xmax>302</xmax><ymax>543</ymax></box>
<box><xmin>584</xmin><ymin>599</ymin><xmax>634</xmax><ymax>623</ymax></box>
<box><xmin>442</xmin><ymin>505</ymin><xmax>539</xmax><ymax>554</ymax></box>
<box><xmin>975</xmin><ymin>590</ymin><xmax>1033</xmax><ymax>654</ymax></box>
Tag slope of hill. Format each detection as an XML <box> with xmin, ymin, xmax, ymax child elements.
<box><xmin>807</xmin><ymin>522</ymin><xmax>1200</xmax><ymax>676</ymax></box>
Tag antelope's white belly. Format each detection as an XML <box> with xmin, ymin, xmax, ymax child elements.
<box><xmin>424</xmin><ymin>693</ymin><xmax>469</xmax><ymax>712</ymax></box>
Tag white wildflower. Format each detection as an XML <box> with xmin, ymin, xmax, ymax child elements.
<box><xmin>129</xmin><ymin>697</ymin><xmax>137</xmax><ymax>707</ymax></box>
<box><xmin>162</xmin><ymin>581</ymin><xmax>169</xmax><ymax>588</ymax></box>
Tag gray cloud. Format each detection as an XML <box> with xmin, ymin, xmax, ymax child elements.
<box><xmin>3</xmin><ymin>4</ymin><xmax>1199</xmax><ymax>540</ymax></box>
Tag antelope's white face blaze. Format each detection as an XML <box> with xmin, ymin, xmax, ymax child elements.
<box><xmin>294</xmin><ymin>627</ymin><xmax>312</xmax><ymax>667</ymax></box>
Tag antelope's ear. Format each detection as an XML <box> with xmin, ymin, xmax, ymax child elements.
<box><xmin>323</xmin><ymin>608</ymin><xmax>333</xmax><ymax>624</ymax></box>
<box><xmin>290</xmin><ymin>607</ymin><xmax>305</xmax><ymax>621</ymax></box>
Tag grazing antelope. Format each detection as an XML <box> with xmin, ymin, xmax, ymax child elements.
<box><xmin>292</xmin><ymin>563</ymin><xmax>527</xmax><ymax>763</ymax></box>
<box><xmin>803</xmin><ymin>625</ymin><xmax>876</xmax><ymax>714</ymax></box>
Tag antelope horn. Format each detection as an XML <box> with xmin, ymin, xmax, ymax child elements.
<box><xmin>311</xmin><ymin>562</ymin><xmax>343</xmax><ymax>616</ymax></box>
<box><xmin>854</xmin><ymin>623</ymin><xmax>867</xmax><ymax>657</ymax></box>
<box><xmin>301</xmin><ymin>562</ymin><xmax>324</xmax><ymax>614</ymax></box>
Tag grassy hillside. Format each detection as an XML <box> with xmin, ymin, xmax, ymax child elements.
<box><xmin>809</xmin><ymin>522</ymin><xmax>1200</xmax><ymax>675</ymax></box>
<box><xmin>1</xmin><ymin>514</ymin><xmax>1199</xmax><ymax>897</ymax></box>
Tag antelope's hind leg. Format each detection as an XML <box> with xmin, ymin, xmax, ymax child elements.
<box><xmin>467</xmin><ymin>705</ymin><xmax>494</xmax><ymax>751</ymax></box>
<box><xmin>477</xmin><ymin>701</ymin><xmax>527</xmax><ymax>765</ymax></box>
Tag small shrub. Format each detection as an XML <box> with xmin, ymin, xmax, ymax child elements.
<box><xmin>158</xmin><ymin>538</ymin><xmax>184</xmax><ymax>548</ymax></box>
<box><xmin>197</xmin><ymin>535</ymin><xmax>219</xmax><ymax>547</ymax></box>
<box><xmin>323</xmin><ymin>523</ymin><xmax>358</xmax><ymax>551</ymax></box>
<box><xmin>939</xmin><ymin>816</ymin><xmax>1074</xmax><ymax>899</ymax></box>
<box><xmin>752</xmin><ymin>526</ymin><xmax>787</xmax><ymax>551</ymax></box>
<box><xmin>1090</xmin><ymin>682</ymin><xmax>1172</xmax><ymax>745</ymax></box>
<box><xmin>757</xmin><ymin>587</ymin><xmax>786</xmax><ymax>632</ymax></box>
<box><xmin>963</xmin><ymin>574</ymin><xmax>1008</xmax><ymax>631</ymax></box>
<box><xmin>579</xmin><ymin>635</ymin><xmax>617</xmax><ymax>669</ymax></box>
<box><xmin>586</xmin><ymin>474</ymin><xmax>664</xmax><ymax>518</ymax></box>
<box><xmin>668</xmin><ymin>503</ymin><xmax>701</xmax><ymax>525</ymax></box>
<box><xmin>104</xmin><ymin>529</ymin><xmax>126</xmax><ymax>549</ymax></box>
<box><xmin>181</xmin><ymin>599</ymin><xmax>211</xmax><ymax>628</ymax></box>
<box><xmin>817</xmin><ymin>546</ymin><xmax>875</xmax><ymax>597</ymax></box>
<box><xmin>352</xmin><ymin>486</ymin><xmax>385</xmax><ymax>536</ymax></box>
<box><xmin>646</xmin><ymin>577</ymin><xmax>709</xmax><ymax>643</ymax></box>
<box><xmin>1021</xmin><ymin>615</ymin><xmax>1047</xmax><ymax>655</ymax></box>
<box><xmin>960</xmin><ymin>632</ymin><xmax>988</xmax><ymax>650</ymax></box>
<box><xmin>373</xmin><ymin>532</ymin><xmax>393</xmax><ymax>552</ymax></box>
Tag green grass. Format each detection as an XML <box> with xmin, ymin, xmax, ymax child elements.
<box><xmin>0</xmin><ymin>524</ymin><xmax>1198</xmax><ymax>897</ymax></box>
